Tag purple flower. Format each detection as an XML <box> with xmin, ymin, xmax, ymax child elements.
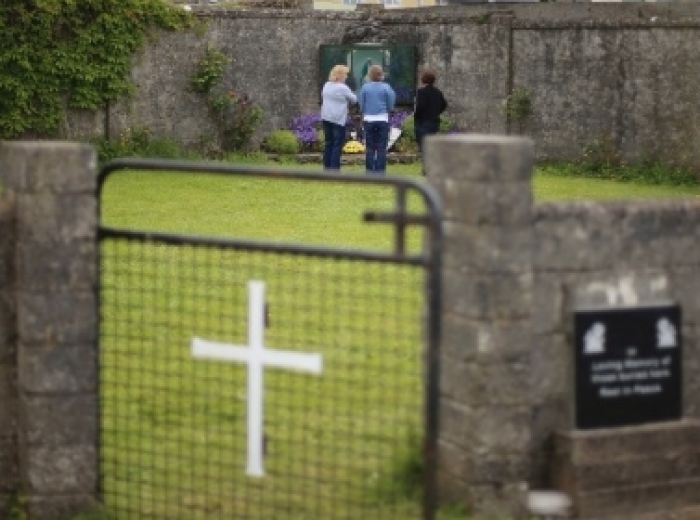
<box><xmin>290</xmin><ymin>113</ymin><xmax>322</xmax><ymax>145</ymax></box>
<box><xmin>389</xmin><ymin>110</ymin><xmax>412</xmax><ymax>129</ymax></box>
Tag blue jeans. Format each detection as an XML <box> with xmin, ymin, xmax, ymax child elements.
<box><xmin>363</xmin><ymin>121</ymin><xmax>389</xmax><ymax>174</ymax></box>
<box><xmin>322</xmin><ymin>121</ymin><xmax>346</xmax><ymax>170</ymax></box>
<box><xmin>415</xmin><ymin>120</ymin><xmax>440</xmax><ymax>152</ymax></box>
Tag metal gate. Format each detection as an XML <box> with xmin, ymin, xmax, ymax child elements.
<box><xmin>97</xmin><ymin>159</ymin><xmax>443</xmax><ymax>520</ymax></box>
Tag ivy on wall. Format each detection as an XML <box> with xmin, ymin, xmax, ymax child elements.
<box><xmin>0</xmin><ymin>0</ymin><xmax>194</xmax><ymax>139</ymax></box>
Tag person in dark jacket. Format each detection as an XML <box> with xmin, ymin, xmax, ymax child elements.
<box><xmin>414</xmin><ymin>69</ymin><xmax>448</xmax><ymax>154</ymax></box>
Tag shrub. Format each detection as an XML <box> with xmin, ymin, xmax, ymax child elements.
<box><xmin>91</xmin><ymin>127</ymin><xmax>194</xmax><ymax>165</ymax></box>
<box><xmin>290</xmin><ymin>113</ymin><xmax>322</xmax><ymax>151</ymax></box>
<box><xmin>209</xmin><ymin>91</ymin><xmax>264</xmax><ymax>153</ymax></box>
<box><xmin>505</xmin><ymin>86</ymin><xmax>532</xmax><ymax>133</ymax></box>
<box><xmin>191</xmin><ymin>47</ymin><xmax>228</xmax><ymax>94</ymax></box>
<box><xmin>394</xmin><ymin>114</ymin><xmax>454</xmax><ymax>153</ymax></box>
<box><xmin>263</xmin><ymin>130</ymin><xmax>301</xmax><ymax>154</ymax></box>
<box><xmin>578</xmin><ymin>133</ymin><xmax>623</xmax><ymax>173</ymax></box>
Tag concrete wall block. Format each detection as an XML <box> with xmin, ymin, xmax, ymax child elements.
<box><xmin>532</xmin><ymin>274</ymin><xmax>565</xmax><ymax>334</ymax></box>
<box><xmin>0</xmin><ymin>200</ymin><xmax>15</xmax><ymax>360</ymax></box>
<box><xmin>0</xmin><ymin>439</ymin><xmax>17</xmax><ymax>492</ymax></box>
<box><xmin>0</xmin><ymin>298</ymin><xmax>13</xmax><ymax>360</ymax></box>
<box><xmin>614</xmin><ymin>203</ymin><xmax>700</xmax><ymax>268</ymax></box>
<box><xmin>682</xmin><ymin>341</ymin><xmax>700</xmax><ymax>418</ymax></box>
<box><xmin>436</xmin><ymin>468</ymin><xmax>470</xmax><ymax>509</ymax></box>
<box><xmin>531</xmin><ymin>333</ymin><xmax>569</xmax><ymax>405</ymax></box>
<box><xmin>552</xmin><ymin>422</ymin><xmax>700</xmax><ymax>517</ymax></box>
<box><xmin>27</xmin><ymin>494</ymin><xmax>100</xmax><ymax>520</ymax></box>
<box><xmin>425</xmin><ymin>135</ymin><xmax>534</xmax><ymax>183</ymax></box>
<box><xmin>21</xmin><ymin>444</ymin><xmax>97</xmax><ymax>494</ymax></box>
<box><xmin>662</xmin><ymin>234</ymin><xmax>700</xmax><ymax>268</ymax></box>
<box><xmin>19</xmin><ymin>395</ymin><xmax>97</xmax><ymax>447</ymax></box>
<box><xmin>533</xmin><ymin>203</ymin><xmax>620</xmax><ymax>271</ymax></box>
<box><xmin>575</xmin><ymin>479</ymin><xmax>700</xmax><ymax>519</ymax></box>
<box><xmin>0</xmin><ymin>199</ymin><xmax>14</xmax><ymax>289</ymax></box>
<box><xmin>0</xmin><ymin>142</ymin><xmax>96</xmax><ymax>194</ymax></box>
<box><xmin>443</xmin><ymin>269</ymin><xmax>532</xmax><ymax>319</ymax></box>
<box><xmin>552</xmin><ymin>420</ymin><xmax>700</xmax><ymax>466</ymax></box>
<box><xmin>441</xmin><ymin>313</ymin><xmax>531</xmax><ymax>363</ymax></box>
<box><xmin>18</xmin><ymin>344</ymin><xmax>96</xmax><ymax>394</ymax></box>
<box><xmin>439</xmin><ymin>397</ymin><xmax>471</xmax><ymax>450</ymax></box>
<box><xmin>440</xmin><ymin>356</ymin><xmax>530</xmax><ymax>406</ymax></box>
<box><xmin>440</xmin><ymin>398</ymin><xmax>532</xmax><ymax>455</ymax></box>
<box><xmin>17</xmin><ymin>240</ymin><xmax>97</xmax><ymax>292</ymax></box>
<box><xmin>16</xmin><ymin>239</ymin><xmax>96</xmax><ymax>292</ymax></box>
<box><xmin>443</xmin><ymin>222</ymin><xmax>532</xmax><ymax>273</ymax></box>
<box><xmin>441</xmin><ymin>450</ymin><xmax>532</xmax><ymax>485</ymax></box>
<box><xmin>438</xmin><ymin>448</ymin><xmax>529</xmax><ymax>512</ymax></box>
<box><xmin>0</xmin><ymin>394</ymin><xmax>16</xmax><ymax>441</ymax></box>
<box><xmin>0</xmin><ymin>361</ymin><xmax>14</xmax><ymax>398</ymax></box>
<box><xmin>15</xmin><ymin>193</ymin><xmax>96</xmax><ymax>245</ymax></box>
<box><xmin>438</xmin><ymin>437</ymin><xmax>470</xmax><ymax>483</ymax></box>
<box><xmin>685</xmin><ymin>382</ymin><xmax>700</xmax><ymax>419</ymax></box>
<box><xmin>565</xmin><ymin>454</ymin><xmax>700</xmax><ymax>493</ymax></box>
<box><xmin>530</xmin><ymin>399</ymin><xmax>570</xmax><ymax>483</ymax></box>
<box><xmin>433</xmin><ymin>178</ymin><xmax>533</xmax><ymax>225</ymax></box>
<box><xmin>0</xmin><ymin>363</ymin><xmax>16</xmax><ymax>446</ymax></box>
<box><xmin>16</xmin><ymin>290</ymin><xmax>96</xmax><ymax>345</ymax></box>
<box><xmin>595</xmin><ymin>505</ymin><xmax>700</xmax><ymax>520</ymax></box>
<box><xmin>465</xmin><ymin>481</ymin><xmax>529</xmax><ymax>519</ymax></box>
<box><xmin>671</xmin><ymin>269</ymin><xmax>700</xmax><ymax>325</ymax></box>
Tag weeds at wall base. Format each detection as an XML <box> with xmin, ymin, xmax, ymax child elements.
<box><xmin>89</xmin><ymin>128</ymin><xmax>700</xmax><ymax>189</ymax></box>
<box><xmin>539</xmin><ymin>160</ymin><xmax>699</xmax><ymax>187</ymax></box>
<box><xmin>68</xmin><ymin>505</ymin><xmax>117</xmax><ymax>520</ymax></box>
<box><xmin>5</xmin><ymin>492</ymin><xmax>28</xmax><ymax>520</ymax></box>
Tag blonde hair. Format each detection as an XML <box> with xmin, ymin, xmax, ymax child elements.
<box><xmin>368</xmin><ymin>65</ymin><xmax>384</xmax><ymax>82</ymax></box>
<box><xmin>328</xmin><ymin>65</ymin><xmax>350</xmax><ymax>82</ymax></box>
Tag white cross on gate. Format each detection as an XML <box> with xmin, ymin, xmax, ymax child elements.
<box><xmin>191</xmin><ymin>280</ymin><xmax>324</xmax><ymax>477</ymax></box>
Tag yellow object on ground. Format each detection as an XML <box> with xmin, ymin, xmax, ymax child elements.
<box><xmin>343</xmin><ymin>140</ymin><xmax>365</xmax><ymax>154</ymax></box>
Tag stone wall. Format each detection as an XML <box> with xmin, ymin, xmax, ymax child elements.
<box><xmin>427</xmin><ymin>133</ymin><xmax>700</xmax><ymax>518</ymax></box>
<box><xmin>67</xmin><ymin>3</ymin><xmax>700</xmax><ymax>167</ymax></box>
<box><xmin>0</xmin><ymin>143</ymin><xmax>99</xmax><ymax>520</ymax></box>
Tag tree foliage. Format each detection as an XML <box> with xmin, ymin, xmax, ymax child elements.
<box><xmin>0</xmin><ymin>0</ymin><xmax>193</xmax><ymax>139</ymax></box>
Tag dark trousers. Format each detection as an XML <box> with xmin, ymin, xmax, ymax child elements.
<box><xmin>322</xmin><ymin>120</ymin><xmax>346</xmax><ymax>170</ymax></box>
<box><xmin>415</xmin><ymin>120</ymin><xmax>440</xmax><ymax>152</ymax></box>
<box><xmin>363</xmin><ymin>121</ymin><xmax>389</xmax><ymax>174</ymax></box>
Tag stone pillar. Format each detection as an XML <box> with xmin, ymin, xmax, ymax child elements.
<box><xmin>425</xmin><ymin>134</ymin><xmax>535</xmax><ymax>517</ymax></box>
<box><xmin>0</xmin><ymin>142</ymin><xmax>99</xmax><ymax>519</ymax></box>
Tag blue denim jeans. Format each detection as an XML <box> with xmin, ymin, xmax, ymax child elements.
<box><xmin>363</xmin><ymin>121</ymin><xmax>389</xmax><ymax>174</ymax></box>
<box><xmin>322</xmin><ymin>120</ymin><xmax>346</xmax><ymax>170</ymax></box>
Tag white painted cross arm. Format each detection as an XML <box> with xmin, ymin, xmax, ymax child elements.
<box><xmin>192</xmin><ymin>280</ymin><xmax>323</xmax><ymax>477</ymax></box>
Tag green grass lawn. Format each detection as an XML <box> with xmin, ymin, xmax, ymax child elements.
<box><xmin>91</xmin><ymin>160</ymin><xmax>700</xmax><ymax>520</ymax></box>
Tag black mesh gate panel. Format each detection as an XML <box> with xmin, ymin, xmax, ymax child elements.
<box><xmin>97</xmin><ymin>160</ymin><xmax>442</xmax><ymax>520</ymax></box>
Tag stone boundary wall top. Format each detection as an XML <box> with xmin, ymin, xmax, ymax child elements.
<box><xmin>61</xmin><ymin>2</ymin><xmax>700</xmax><ymax>169</ymax></box>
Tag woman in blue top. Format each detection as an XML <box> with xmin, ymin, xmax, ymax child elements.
<box><xmin>321</xmin><ymin>65</ymin><xmax>357</xmax><ymax>171</ymax></box>
<box><xmin>358</xmin><ymin>65</ymin><xmax>396</xmax><ymax>175</ymax></box>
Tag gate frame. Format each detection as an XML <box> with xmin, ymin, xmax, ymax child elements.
<box><xmin>96</xmin><ymin>159</ymin><xmax>443</xmax><ymax>519</ymax></box>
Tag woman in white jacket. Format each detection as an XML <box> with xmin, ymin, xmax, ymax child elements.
<box><xmin>321</xmin><ymin>65</ymin><xmax>357</xmax><ymax>171</ymax></box>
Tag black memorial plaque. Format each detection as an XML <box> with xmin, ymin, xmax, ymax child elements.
<box><xmin>574</xmin><ymin>305</ymin><xmax>682</xmax><ymax>430</ymax></box>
